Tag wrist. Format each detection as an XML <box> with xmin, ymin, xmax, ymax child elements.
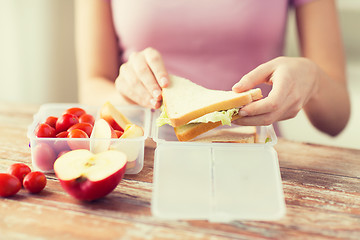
<box><xmin>303</xmin><ymin>58</ymin><xmax>321</xmax><ymax>105</ymax></box>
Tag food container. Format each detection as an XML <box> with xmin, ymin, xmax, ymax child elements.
<box><xmin>151</xmin><ymin>111</ymin><xmax>286</xmax><ymax>222</ymax></box>
<box><xmin>27</xmin><ymin>103</ymin><xmax>151</xmax><ymax>174</ymax></box>
<box><xmin>28</xmin><ymin>103</ymin><xmax>285</xmax><ymax>221</ymax></box>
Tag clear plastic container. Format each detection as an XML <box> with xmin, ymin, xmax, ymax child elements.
<box><xmin>28</xmin><ymin>104</ymin><xmax>286</xmax><ymax>221</ymax></box>
<box><xmin>27</xmin><ymin>103</ymin><xmax>151</xmax><ymax>174</ymax></box>
<box><xmin>151</xmin><ymin>111</ymin><xmax>286</xmax><ymax>222</ymax></box>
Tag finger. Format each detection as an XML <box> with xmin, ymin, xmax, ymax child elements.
<box><xmin>233</xmin><ymin>112</ymin><xmax>278</xmax><ymax>126</ymax></box>
<box><xmin>239</xmin><ymin>70</ymin><xmax>291</xmax><ymax>117</ymax></box>
<box><xmin>235</xmin><ymin>83</ymin><xmax>296</xmax><ymax>125</ymax></box>
<box><xmin>116</xmin><ymin>63</ymin><xmax>156</xmax><ymax>108</ymax></box>
<box><xmin>234</xmin><ymin>100</ymin><xmax>299</xmax><ymax>126</ymax></box>
<box><xmin>232</xmin><ymin>60</ymin><xmax>275</xmax><ymax>93</ymax></box>
<box><xmin>130</xmin><ymin>52</ymin><xmax>163</xmax><ymax>102</ymax></box>
<box><xmin>143</xmin><ymin>47</ymin><xmax>169</xmax><ymax>88</ymax></box>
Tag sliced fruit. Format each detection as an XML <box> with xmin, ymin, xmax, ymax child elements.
<box><xmin>100</xmin><ymin>101</ymin><xmax>131</xmax><ymax>131</ymax></box>
<box><xmin>54</xmin><ymin>149</ymin><xmax>127</xmax><ymax>201</ymax></box>
<box><xmin>90</xmin><ymin>119</ymin><xmax>117</xmax><ymax>154</ymax></box>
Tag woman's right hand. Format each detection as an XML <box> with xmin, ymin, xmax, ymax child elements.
<box><xmin>115</xmin><ymin>47</ymin><xmax>169</xmax><ymax>109</ymax></box>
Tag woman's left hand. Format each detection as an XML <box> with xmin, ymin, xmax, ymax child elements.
<box><xmin>232</xmin><ymin>56</ymin><xmax>319</xmax><ymax>126</ymax></box>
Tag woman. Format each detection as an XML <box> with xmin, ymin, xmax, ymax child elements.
<box><xmin>75</xmin><ymin>0</ymin><xmax>350</xmax><ymax>136</ymax></box>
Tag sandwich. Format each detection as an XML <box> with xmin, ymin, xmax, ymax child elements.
<box><xmin>156</xmin><ymin>75</ymin><xmax>263</xmax><ymax>141</ymax></box>
<box><xmin>190</xmin><ymin>126</ymin><xmax>257</xmax><ymax>143</ymax></box>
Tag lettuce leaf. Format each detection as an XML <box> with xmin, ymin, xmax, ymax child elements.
<box><xmin>156</xmin><ymin>106</ymin><xmax>239</xmax><ymax>127</ymax></box>
<box><xmin>188</xmin><ymin>108</ymin><xmax>239</xmax><ymax>126</ymax></box>
<box><xmin>156</xmin><ymin>106</ymin><xmax>172</xmax><ymax>127</ymax></box>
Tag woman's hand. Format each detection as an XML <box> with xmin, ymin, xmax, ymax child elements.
<box><xmin>232</xmin><ymin>57</ymin><xmax>319</xmax><ymax>126</ymax></box>
<box><xmin>115</xmin><ymin>47</ymin><xmax>169</xmax><ymax>109</ymax></box>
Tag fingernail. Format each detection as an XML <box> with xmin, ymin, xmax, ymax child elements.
<box><xmin>150</xmin><ymin>99</ymin><xmax>158</xmax><ymax>108</ymax></box>
<box><xmin>159</xmin><ymin>77</ymin><xmax>168</xmax><ymax>87</ymax></box>
<box><xmin>239</xmin><ymin>110</ymin><xmax>248</xmax><ymax>117</ymax></box>
<box><xmin>232</xmin><ymin>83</ymin><xmax>243</xmax><ymax>92</ymax></box>
<box><xmin>153</xmin><ymin>89</ymin><xmax>162</xmax><ymax>99</ymax></box>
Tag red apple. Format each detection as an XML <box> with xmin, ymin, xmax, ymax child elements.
<box><xmin>54</xmin><ymin>149</ymin><xmax>127</xmax><ymax>201</ymax></box>
<box><xmin>90</xmin><ymin>119</ymin><xmax>117</xmax><ymax>154</ymax></box>
<box><xmin>99</xmin><ymin>101</ymin><xmax>131</xmax><ymax>131</ymax></box>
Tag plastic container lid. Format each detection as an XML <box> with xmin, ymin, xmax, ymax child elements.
<box><xmin>151</xmin><ymin>116</ymin><xmax>286</xmax><ymax>222</ymax></box>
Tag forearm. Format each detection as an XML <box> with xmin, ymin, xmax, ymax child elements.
<box><xmin>78</xmin><ymin>76</ymin><xmax>131</xmax><ymax>106</ymax></box>
<box><xmin>75</xmin><ymin>0</ymin><xmax>123</xmax><ymax>105</ymax></box>
<box><xmin>296</xmin><ymin>0</ymin><xmax>350</xmax><ymax>136</ymax></box>
<box><xmin>304</xmin><ymin>65</ymin><xmax>350</xmax><ymax>136</ymax></box>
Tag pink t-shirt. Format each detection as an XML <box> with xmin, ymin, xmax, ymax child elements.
<box><xmin>111</xmin><ymin>0</ymin><xmax>314</xmax><ymax>95</ymax></box>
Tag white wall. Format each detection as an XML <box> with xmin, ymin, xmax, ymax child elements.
<box><xmin>0</xmin><ymin>0</ymin><xmax>77</xmax><ymax>104</ymax></box>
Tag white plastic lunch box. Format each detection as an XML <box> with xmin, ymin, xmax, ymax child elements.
<box><xmin>28</xmin><ymin>103</ymin><xmax>286</xmax><ymax>222</ymax></box>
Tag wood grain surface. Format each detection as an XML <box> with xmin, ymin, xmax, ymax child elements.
<box><xmin>0</xmin><ymin>102</ymin><xmax>359</xmax><ymax>240</ymax></box>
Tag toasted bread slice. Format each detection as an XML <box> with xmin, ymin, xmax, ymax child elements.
<box><xmin>174</xmin><ymin>115</ymin><xmax>241</xmax><ymax>142</ymax></box>
<box><xmin>190</xmin><ymin>126</ymin><xmax>257</xmax><ymax>143</ymax></box>
<box><xmin>162</xmin><ymin>75</ymin><xmax>262</xmax><ymax>127</ymax></box>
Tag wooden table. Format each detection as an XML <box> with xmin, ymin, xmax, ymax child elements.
<box><xmin>1</xmin><ymin>102</ymin><xmax>359</xmax><ymax>240</ymax></box>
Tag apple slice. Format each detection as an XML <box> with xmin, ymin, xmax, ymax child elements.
<box><xmin>110</xmin><ymin>123</ymin><xmax>144</xmax><ymax>170</ymax></box>
<box><xmin>54</xmin><ymin>149</ymin><xmax>127</xmax><ymax>201</ymax></box>
<box><xmin>90</xmin><ymin>119</ymin><xmax>117</xmax><ymax>154</ymax></box>
<box><xmin>119</xmin><ymin>124</ymin><xmax>144</xmax><ymax>139</ymax></box>
<box><xmin>100</xmin><ymin>101</ymin><xmax>131</xmax><ymax>131</ymax></box>
<box><xmin>110</xmin><ymin>141</ymin><xmax>141</xmax><ymax>170</ymax></box>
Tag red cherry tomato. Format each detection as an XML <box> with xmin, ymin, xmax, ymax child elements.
<box><xmin>56</xmin><ymin>113</ymin><xmax>79</xmax><ymax>133</ymax></box>
<box><xmin>67</xmin><ymin>122</ymin><xmax>93</xmax><ymax>137</ymax></box>
<box><xmin>23</xmin><ymin>171</ymin><xmax>47</xmax><ymax>194</ymax></box>
<box><xmin>45</xmin><ymin>116</ymin><xmax>58</xmax><ymax>129</ymax></box>
<box><xmin>53</xmin><ymin>131</ymin><xmax>70</xmax><ymax>154</ymax></box>
<box><xmin>53</xmin><ymin>139</ymin><xmax>70</xmax><ymax>155</ymax></box>
<box><xmin>57</xmin><ymin>150</ymin><xmax>69</xmax><ymax>158</ymax></box>
<box><xmin>68</xmin><ymin>129</ymin><xmax>89</xmax><ymax>139</ymax></box>
<box><xmin>0</xmin><ymin>173</ymin><xmax>21</xmax><ymax>197</ymax></box>
<box><xmin>79</xmin><ymin>113</ymin><xmax>95</xmax><ymax>126</ymax></box>
<box><xmin>32</xmin><ymin>143</ymin><xmax>56</xmax><ymax>172</ymax></box>
<box><xmin>7</xmin><ymin>163</ymin><xmax>31</xmax><ymax>185</ymax></box>
<box><xmin>65</xmin><ymin>107</ymin><xmax>86</xmax><ymax>118</ymax></box>
<box><xmin>56</xmin><ymin>131</ymin><xmax>69</xmax><ymax>138</ymax></box>
<box><xmin>35</xmin><ymin>123</ymin><xmax>56</xmax><ymax>138</ymax></box>
<box><xmin>67</xmin><ymin>129</ymin><xmax>89</xmax><ymax>150</ymax></box>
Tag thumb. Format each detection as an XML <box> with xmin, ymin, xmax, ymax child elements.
<box><xmin>232</xmin><ymin>61</ymin><xmax>275</xmax><ymax>93</ymax></box>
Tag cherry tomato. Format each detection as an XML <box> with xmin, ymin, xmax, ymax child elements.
<box><xmin>67</xmin><ymin>122</ymin><xmax>93</xmax><ymax>137</ymax></box>
<box><xmin>79</xmin><ymin>113</ymin><xmax>95</xmax><ymax>125</ymax></box>
<box><xmin>35</xmin><ymin>123</ymin><xmax>56</xmax><ymax>138</ymax></box>
<box><xmin>57</xmin><ymin>150</ymin><xmax>69</xmax><ymax>158</ymax></box>
<box><xmin>65</xmin><ymin>107</ymin><xmax>86</xmax><ymax>118</ymax></box>
<box><xmin>0</xmin><ymin>173</ymin><xmax>21</xmax><ymax>197</ymax></box>
<box><xmin>67</xmin><ymin>129</ymin><xmax>89</xmax><ymax>150</ymax></box>
<box><xmin>23</xmin><ymin>171</ymin><xmax>47</xmax><ymax>194</ymax></box>
<box><xmin>56</xmin><ymin>131</ymin><xmax>68</xmax><ymax>138</ymax></box>
<box><xmin>52</xmin><ymin>131</ymin><xmax>70</xmax><ymax>153</ymax></box>
<box><xmin>68</xmin><ymin>129</ymin><xmax>89</xmax><ymax>139</ymax></box>
<box><xmin>45</xmin><ymin>116</ymin><xmax>58</xmax><ymax>129</ymax></box>
<box><xmin>32</xmin><ymin>143</ymin><xmax>56</xmax><ymax>172</ymax></box>
<box><xmin>114</xmin><ymin>130</ymin><xmax>124</xmax><ymax>138</ymax></box>
<box><xmin>7</xmin><ymin>163</ymin><xmax>31</xmax><ymax>185</ymax></box>
<box><xmin>56</xmin><ymin>113</ymin><xmax>79</xmax><ymax>133</ymax></box>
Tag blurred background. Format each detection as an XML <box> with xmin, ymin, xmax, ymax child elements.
<box><xmin>0</xmin><ymin>0</ymin><xmax>359</xmax><ymax>149</ymax></box>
